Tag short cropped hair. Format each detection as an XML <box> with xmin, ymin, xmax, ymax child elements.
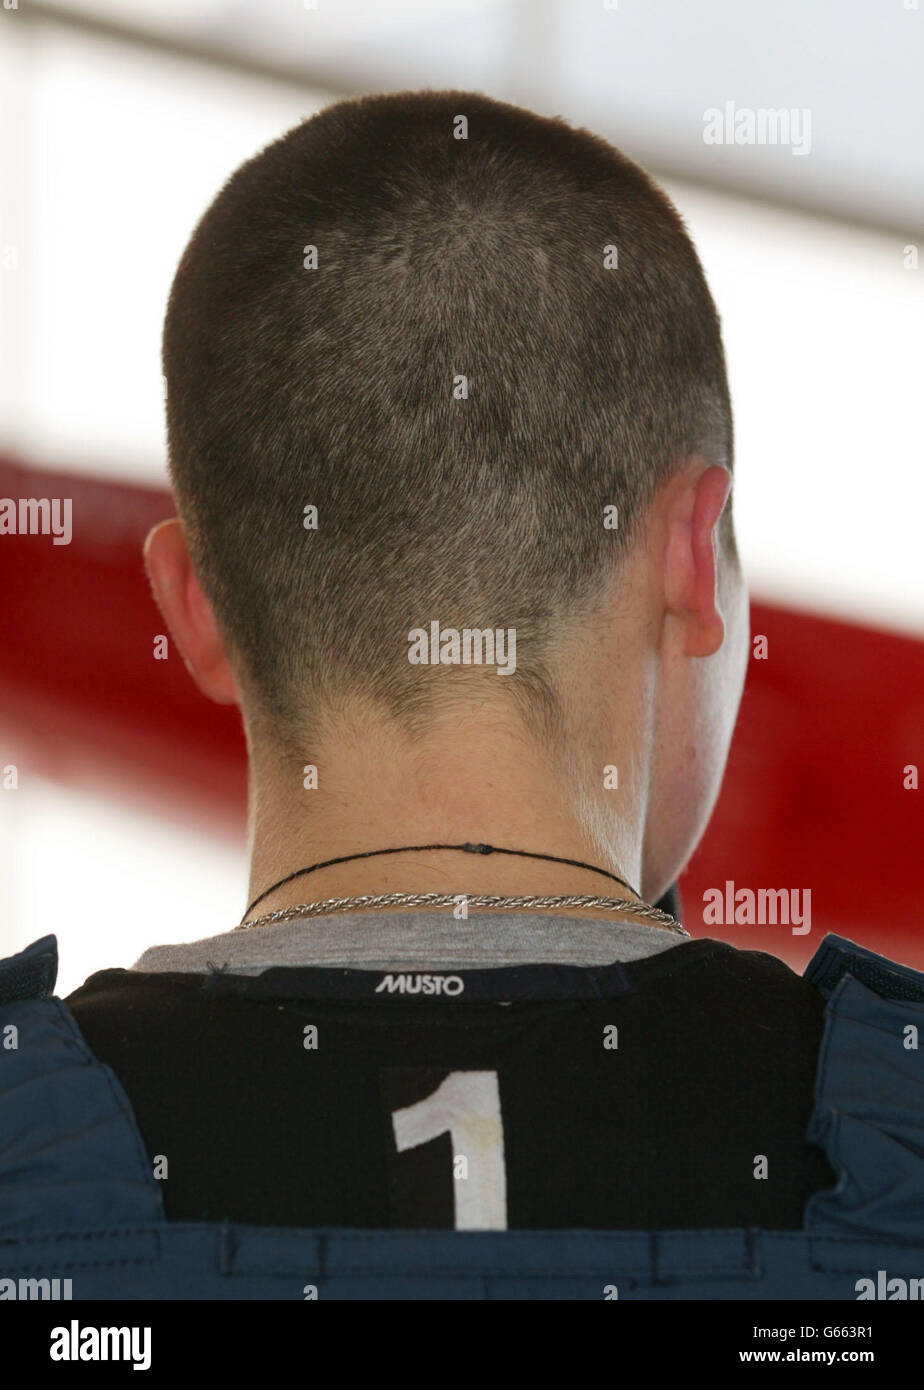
<box><xmin>163</xmin><ymin>89</ymin><xmax>733</xmax><ymax>749</ymax></box>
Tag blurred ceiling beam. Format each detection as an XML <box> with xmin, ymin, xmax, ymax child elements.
<box><xmin>22</xmin><ymin>1</ymin><xmax>922</xmax><ymax>241</ymax></box>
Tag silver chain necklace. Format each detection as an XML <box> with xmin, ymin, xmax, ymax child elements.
<box><xmin>235</xmin><ymin>891</ymin><xmax>689</xmax><ymax>937</ymax></box>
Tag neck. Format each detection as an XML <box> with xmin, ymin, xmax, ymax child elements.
<box><xmin>244</xmin><ymin>698</ymin><xmax>655</xmax><ymax>924</ymax></box>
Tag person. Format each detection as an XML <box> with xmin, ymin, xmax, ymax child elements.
<box><xmin>61</xmin><ymin>86</ymin><xmax>841</xmax><ymax>1230</ymax></box>
<box><xmin>4</xmin><ymin>93</ymin><xmax>921</xmax><ymax>1299</ymax></box>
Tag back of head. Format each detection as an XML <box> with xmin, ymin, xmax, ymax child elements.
<box><xmin>163</xmin><ymin>89</ymin><xmax>733</xmax><ymax>751</ymax></box>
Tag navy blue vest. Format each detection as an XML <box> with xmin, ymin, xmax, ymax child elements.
<box><xmin>1</xmin><ymin>932</ymin><xmax>922</xmax><ymax>1300</ymax></box>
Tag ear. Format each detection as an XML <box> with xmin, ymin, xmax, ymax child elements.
<box><xmin>143</xmin><ymin>518</ymin><xmax>240</xmax><ymax>705</ymax></box>
<box><xmin>662</xmin><ymin>464</ymin><xmax>734</xmax><ymax>658</ymax></box>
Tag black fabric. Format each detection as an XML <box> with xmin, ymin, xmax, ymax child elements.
<box><xmin>65</xmin><ymin>937</ymin><xmax>837</xmax><ymax>1230</ymax></box>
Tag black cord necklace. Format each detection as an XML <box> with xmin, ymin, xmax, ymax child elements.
<box><xmin>242</xmin><ymin>842</ymin><xmax>639</xmax><ymax>922</ymax></box>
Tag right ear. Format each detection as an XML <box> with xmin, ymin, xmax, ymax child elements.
<box><xmin>662</xmin><ymin>463</ymin><xmax>734</xmax><ymax>658</ymax></box>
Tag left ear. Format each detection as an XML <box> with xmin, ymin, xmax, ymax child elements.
<box><xmin>143</xmin><ymin>518</ymin><xmax>240</xmax><ymax>705</ymax></box>
<box><xmin>662</xmin><ymin>463</ymin><xmax>733</xmax><ymax>658</ymax></box>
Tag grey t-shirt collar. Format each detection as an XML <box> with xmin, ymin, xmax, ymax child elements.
<box><xmin>131</xmin><ymin>912</ymin><xmax>684</xmax><ymax>976</ymax></box>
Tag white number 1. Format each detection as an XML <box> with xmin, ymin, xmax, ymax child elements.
<box><xmin>391</xmin><ymin>1070</ymin><xmax>508</xmax><ymax>1230</ymax></box>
